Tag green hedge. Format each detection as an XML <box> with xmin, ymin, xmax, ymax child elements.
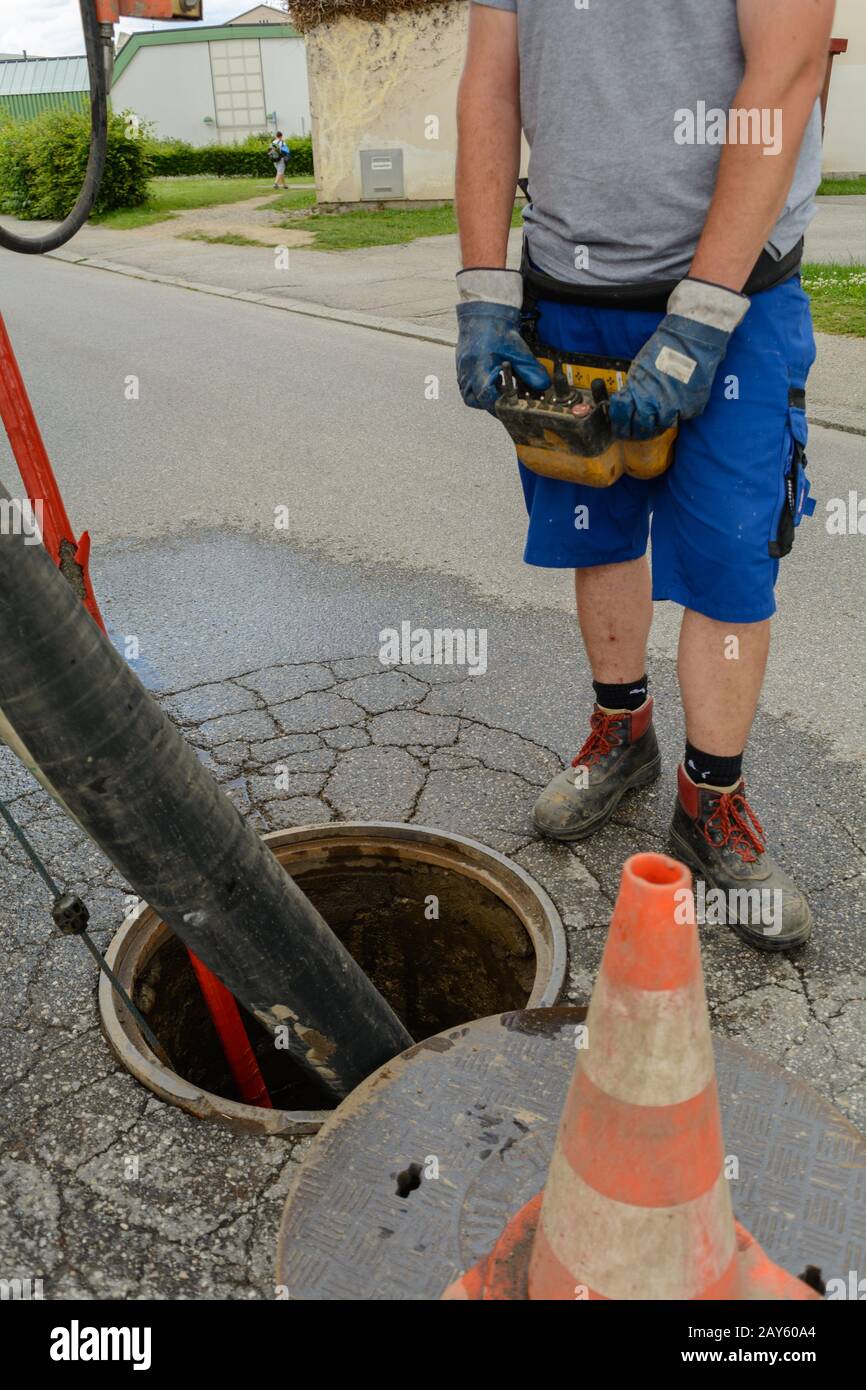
<box><xmin>147</xmin><ymin>135</ymin><xmax>314</xmax><ymax>178</ymax></box>
<box><xmin>0</xmin><ymin>108</ymin><xmax>152</xmax><ymax>220</ymax></box>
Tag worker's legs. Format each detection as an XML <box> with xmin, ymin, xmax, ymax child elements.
<box><xmin>678</xmin><ymin>610</ymin><xmax>770</xmax><ymax>756</ymax></box>
<box><xmin>575</xmin><ymin>568</ymin><xmax>772</xmax><ymax>756</ymax></box>
<box><xmin>647</xmin><ymin>283</ymin><xmax>813</xmax><ymax>946</ymax></box>
<box><xmin>575</xmin><ymin>557</ymin><xmax>652</xmax><ymax>685</ymax></box>
<box><xmin>534</xmin><ymin>556</ymin><xmax>660</xmax><ymax>842</ymax></box>
<box><xmin>523</xmin><ymin>283</ymin><xmax>815</xmax><ymax>948</ymax></box>
<box><xmin>522</xmin><ymin>301</ymin><xmax>663</xmax><ymax>844</ymax></box>
<box><xmin>568</xmin><ymin>574</ymin><xmax>770</xmax><ymax>780</ymax></box>
<box><xmin>668</xmin><ymin>608</ymin><xmax>809</xmax><ymax>950</ymax></box>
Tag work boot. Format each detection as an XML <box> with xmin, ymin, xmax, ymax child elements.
<box><xmin>669</xmin><ymin>765</ymin><xmax>812</xmax><ymax>951</ymax></box>
<box><xmin>533</xmin><ymin>698</ymin><xmax>661</xmax><ymax>841</ymax></box>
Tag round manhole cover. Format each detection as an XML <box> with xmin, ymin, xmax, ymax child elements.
<box><xmin>276</xmin><ymin>1008</ymin><xmax>866</xmax><ymax>1300</ymax></box>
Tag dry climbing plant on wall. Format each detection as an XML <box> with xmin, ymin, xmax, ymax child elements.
<box><xmin>287</xmin><ymin>0</ymin><xmax>446</xmax><ymax>31</ymax></box>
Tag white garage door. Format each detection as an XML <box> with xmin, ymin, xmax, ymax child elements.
<box><xmin>209</xmin><ymin>39</ymin><xmax>267</xmax><ymax>144</ymax></box>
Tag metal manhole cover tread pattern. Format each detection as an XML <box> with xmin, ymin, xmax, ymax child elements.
<box><xmin>276</xmin><ymin>1008</ymin><xmax>866</xmax><ymax>1301</ymax></box>
<box><xmin>713</xmin><ymin>1044</ymin><xmax>866</xmax><ymax>1274</ymax></box>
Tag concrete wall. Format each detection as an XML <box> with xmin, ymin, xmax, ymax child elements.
<box><xmin>305</xmin><ymin>2</ymin><xmax>467</xmax><ymax>203</ymax></box>
<box><xmin>823</xmin><ymin>0</ymin><xmax>866</xmax><ymax>173</ymax></box>
<box><xmin>261</xmin><ymin>36</ymin><xmax>310</xmax><ymax>137</ymax></box>
<box><xmin>113</xmin><ymin>43</ymin><xmax>215</xmax><ymax>146</ymax></box>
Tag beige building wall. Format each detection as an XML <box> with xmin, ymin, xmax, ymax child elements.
<box><xmin>305</xmin><ymin>1</ymin><xmax>467</xmax><ymax>203</ymax></box>
<box><xmin>823</xmin><ymin>0</ymin><xmax>866</xmax><ymax>172</ymax></box>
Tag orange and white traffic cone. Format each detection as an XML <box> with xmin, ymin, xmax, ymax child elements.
<box><xmin>444</xmin><ymin>852</ymin><xmax>819</xmax><ymax>1301</ymax></box>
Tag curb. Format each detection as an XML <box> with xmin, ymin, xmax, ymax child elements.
<box><xmin>46</xmin><ymin>250</ymin><xmax>866</xmax><ymax>435</ymax></box>
<box><xmin>46</xmin><ymin>248</ymin><xmax>457</xmax><ymax>349</ymax></box>
<box><xmin>808</xmin><ymin>410</ymin><xmax>866</xmax><ymax>437</ymax></box>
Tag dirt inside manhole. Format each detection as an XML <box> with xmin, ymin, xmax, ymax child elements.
<box><xmin>136</xmin><ymin>860</ymin><xmax>536</xmax><ymax>1111</ymax></box>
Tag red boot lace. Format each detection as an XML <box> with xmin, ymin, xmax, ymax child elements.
<box><xmin>703</xmin><ymin>789</ymin><xmax>766</xmax><ymax>863</ymax></box>
<box><xmin>571</xmin><ymin>710</ymin><xmax>622</xmax><ymax>769</ymax></box>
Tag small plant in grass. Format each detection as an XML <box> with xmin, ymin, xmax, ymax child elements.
<box><xmin>260</xmin><ymin>188</ymin><xmax>317</xmax><ymax>214</ymax></box>
<box><xmin>801</xmin><ymin>263</ymin><xmax>866</xmax><ymax>337</ymax></box>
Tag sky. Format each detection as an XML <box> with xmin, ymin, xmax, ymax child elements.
<box><xmin>0</xmin><ymin>1</ymin><xmax>286</xmax><ymax>58</ymax></box>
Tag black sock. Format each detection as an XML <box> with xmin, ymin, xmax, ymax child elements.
<box><xmin>684</xmin><ymin>741</ymin><xmax>743</xmax><ymax>788</ymax></box>
<box><xmin>592</xmin><ymin>674</ymin><xmax>648</xmax><ymax>712</ymax></box>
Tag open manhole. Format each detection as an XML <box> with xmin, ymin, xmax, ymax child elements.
<box><xmin>99</xmin><ymin>822</ymin><xmax>568</xmax><ymax>1136</ymax></box>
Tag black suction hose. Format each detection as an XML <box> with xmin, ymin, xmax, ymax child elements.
<box><xmin>0</xmin><ymin>480</ymin><xmax>413</xmax><ymax>1100</ymax></box>
<box><xmin>0</xmin><ymin>1</ymin><xmax>111</xmax><ymax>255</ymax></box>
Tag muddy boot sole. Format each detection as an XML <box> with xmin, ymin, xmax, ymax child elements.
<box><xmin>667</xmin><ymin>827</ymin><xmax>813</xmax><ymax>952</ymax></box>
<box><xmin>534</xmin><ymin>754</ymin><xmax>662</xmax><ymax>843</ymax></box>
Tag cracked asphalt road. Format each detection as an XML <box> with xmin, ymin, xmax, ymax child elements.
<box><xmin>0</xmin><ymin>254</ymin><xmax>863</xmax><ymax>1299</ymax></box>
<box><xmin>2</xmin><ymin>623</ymin><xmax>863</xmax><ymax>1297</ymax></box>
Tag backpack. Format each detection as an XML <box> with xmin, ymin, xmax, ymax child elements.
<box><xmin>268</xmin><ymin>143</ymin><xmax>282</xmax><ymax>164</ymax></box>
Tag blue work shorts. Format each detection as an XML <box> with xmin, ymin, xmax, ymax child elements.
<box><xmin>519</xmin><ymin>278</ymin><xmax>817</xmax><ymax>623</ymax></box>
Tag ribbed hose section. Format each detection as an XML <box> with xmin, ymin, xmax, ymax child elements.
<box><xmin>0</xmin><ymin>3</ymin><xmax>110</xmax><ymax>255</ymax></box>
<box><xmin>0</xmin><ymin>481</ymin><xmax>412</xmax><ymax>1099</ymax></box>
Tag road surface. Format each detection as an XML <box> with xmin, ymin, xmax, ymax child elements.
<box><xmin>0</xmin><ymin>251</ymin><xmax>864</xmax><ymax>1298</ymax></box>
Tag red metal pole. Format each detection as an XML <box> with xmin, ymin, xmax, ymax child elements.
<box><xmin>0</xmin><ymin>311</ymin><xmax>105</xmax><ymax>631</ymax></box>
<box><xmin>0</xmin><ymin>310</ymin><xmax>274</xmax><ymax>1109</ymax></box>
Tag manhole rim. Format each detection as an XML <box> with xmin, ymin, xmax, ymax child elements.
<box><xmin>98</xmin><ymin>820</ymin><xmax>568</xmax><ymax>1137</ymax></box>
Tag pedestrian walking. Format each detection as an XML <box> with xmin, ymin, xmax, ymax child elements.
<box><xmin>269</xmin><ymin>131</ymin><xmax>290</xmax><ymax>189</ymax></box>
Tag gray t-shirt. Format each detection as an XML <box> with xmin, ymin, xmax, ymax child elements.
<box><xmin>472</xmin><ymin>0</ymin><xmax>822</xmax><ymax>285</ymax></box>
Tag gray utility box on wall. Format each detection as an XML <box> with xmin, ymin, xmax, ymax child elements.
<box><xmin>360</xmin><ymin>148</ymin><xmax>405</xmax><ymax>200</ymax></box>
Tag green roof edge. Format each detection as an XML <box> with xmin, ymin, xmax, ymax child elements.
<box><xmin>112</xmin><ymin>23</ymin><xmax>301</xmax><ymax>84</ymax></box>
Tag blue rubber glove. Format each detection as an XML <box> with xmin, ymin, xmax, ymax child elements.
<box><xmin>609</xmin><ymin>278</ymin><xmax>750</xmax><ymax>440</ymax></box>
<box><xmin>456</xmin><ymin>268</ymin><xmax>551</xmax><ymax>413</ymax></box>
